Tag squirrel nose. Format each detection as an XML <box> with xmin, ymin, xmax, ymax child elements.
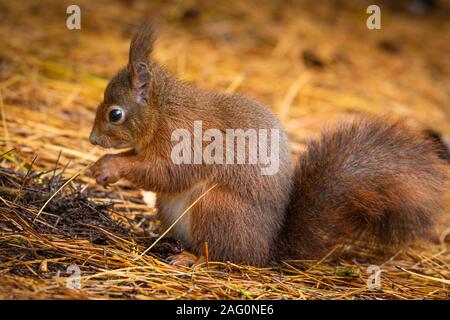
<box><xmin>89</xmin><ymin>130</ymin><xmax>99</xmax><ymax>145</ymax></box>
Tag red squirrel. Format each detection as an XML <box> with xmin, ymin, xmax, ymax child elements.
<box><xmin>88</xmin><ymin>23</ymin><xmax>448</xmax><ymax>266</ymax></box>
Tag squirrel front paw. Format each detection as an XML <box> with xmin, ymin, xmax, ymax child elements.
<box><xmin>89</xmin><ymin>154</ymin><xmax>122</xmax><ymax>188</ymax></box>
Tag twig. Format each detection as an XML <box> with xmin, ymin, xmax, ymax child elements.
<box><xmin>396</xmin><ymin>266</ymin><xmax>450</xmax><ymax>285</ymax></box>
<box><xmin>0</xmin><ymin>148</ymin><xmax>15</xmax><ymax>159</ymax></box>
<box><xmin>14</xmin><ymin>155</ymin><xmax>37</xmax><ymax>202</ymax></box>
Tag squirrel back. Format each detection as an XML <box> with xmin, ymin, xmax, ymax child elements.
<box><xmin>274</xmin><ymin>118</ymin><xmax>448</xmax><ymax>261</ymax></box>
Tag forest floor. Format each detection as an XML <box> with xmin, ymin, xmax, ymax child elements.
<box><xmin>0</xmin><ymin>0</ymin><xmax>449</xmax><ymax>299</ymax></box>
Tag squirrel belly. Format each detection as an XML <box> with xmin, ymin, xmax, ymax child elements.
<box><xmin>156</xmin><ymin>180</ymin><xmax>210</xmax><ymax>248</ymax></box>
<box><xmin>273</xmin><ymin>117</ymin><xmax>448</xmax><ymax>262</ymax></box>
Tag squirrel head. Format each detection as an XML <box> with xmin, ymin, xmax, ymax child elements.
<box><xmin>89</xmin><ymin>22</ymin><xmax>158</xmax><ymax>150</ymax></box>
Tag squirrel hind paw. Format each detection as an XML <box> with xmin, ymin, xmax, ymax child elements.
<box><xmin>166</xmin><ymin>252</ymin><xmax>203</xmax><ymax>267</ymax></box>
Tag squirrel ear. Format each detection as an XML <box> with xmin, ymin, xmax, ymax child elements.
<box><xmin>128</xmin><ymin>22</ymin><xmax>156</xmax><ymax>104</ymax></box>
<box><xmin>131</xmin><ymin>62</ymin><xmax>151</xmax><ymax>105</ymax></box>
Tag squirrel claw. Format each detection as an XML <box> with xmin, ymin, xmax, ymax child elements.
<box><xmin>96</xmin><ymin>175</ymin><xmax>109</xmax><ymax>187</ymax></box>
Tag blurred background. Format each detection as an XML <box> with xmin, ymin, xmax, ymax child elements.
<box><xmin>1</xmin><ymin>0</ymin><xmax>449</xmax><ymax>164</ymax></box>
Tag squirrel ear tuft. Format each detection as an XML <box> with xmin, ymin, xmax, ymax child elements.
<box><xmin>128</xmin><ymin>21</ymin><xmax>156</xmax><ymax>104</ymax></box>
<box><xmin>129</xmin><ymin>21</ymin><xmax>156</xmax><ymax>66</ymax></box>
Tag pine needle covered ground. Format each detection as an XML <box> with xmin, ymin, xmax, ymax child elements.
<box><xmin>0</xmin><ymin>0</ymin><xmax>449</xmax><ymax>299</ymax></box>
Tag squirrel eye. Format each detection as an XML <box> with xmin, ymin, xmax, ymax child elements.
<box><xmin>108</xmin><ymin>108</ymin><xmax>125</xmax><ymax>124</ymax></box>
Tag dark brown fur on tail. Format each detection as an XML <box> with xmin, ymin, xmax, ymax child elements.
<box><xmin>275</xmin><ymin>117</ymin><xmax>448</xmax><ymax>260</ymax></box>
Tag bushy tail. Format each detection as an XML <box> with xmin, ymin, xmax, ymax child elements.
<box><xmin>423</xmin><ymin>129</ymin><xmax>450</xmax><ymax>163</ymax></box>
<box><xmin>275</xmin><ymin>117</ymin><xmax>448</xmax><ymax>260</ymax></box>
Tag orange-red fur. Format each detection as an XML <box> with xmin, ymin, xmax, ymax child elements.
<box><xmin>89</xmin><ymin>23</ymin><xmax>448</xmax><ymax>266</ymax></box>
